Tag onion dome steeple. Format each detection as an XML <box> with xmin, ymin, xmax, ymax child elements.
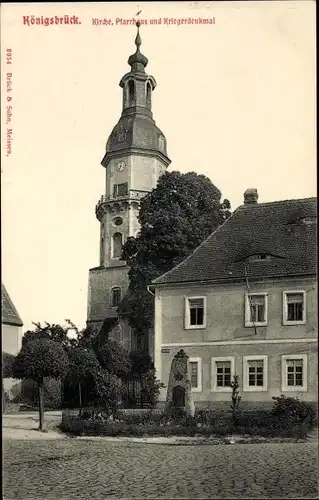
<box><xmin>128</xmin><ymin>21</ymin><xmax>148</xmax><ymax>73</ymax></box>
<box><xmin>101</xmin><ymin>21</ymin><xmax>171</xmax><ymax>170</ymax></box>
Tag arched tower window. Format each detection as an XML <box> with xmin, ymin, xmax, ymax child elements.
<box><xmin>112</xmin><ymin>232</ymin><xmax>123</xmax><ymax>258</ymax></box>
<box><xmin>128</xmin><ymin>80</ymin><xmax>135</xmax><ymax>107</ymax></box>
<box><xmin>111</xmin><ymin>287</ymin><xmax>121</xmax><ymax>307</ymax></box>
<box><xmin>146</xmin><ymin>82</ymin><xmax>152</xmax><ymax>109</ymax></box>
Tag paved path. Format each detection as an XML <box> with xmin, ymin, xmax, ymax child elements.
<box><xmin>2</xmin><ymin>412</ymin><xmax>64</xmax><ymax>440</ymax></box>
<box><xmin>3</xmin><ymin>412</ymin><xmax>318</xmax><ymax>499</ymax></box>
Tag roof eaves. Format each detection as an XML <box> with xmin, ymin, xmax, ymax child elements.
<box><xmin>151</xmin><ymin>271</ymin><xmax>316</xmax><ymax>288</ymax></box>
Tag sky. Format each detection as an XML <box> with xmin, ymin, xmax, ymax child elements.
<box><xmin>1</xmin><ymin>1</ymin><xmax>316</xmax><ymax>333</ymax></box>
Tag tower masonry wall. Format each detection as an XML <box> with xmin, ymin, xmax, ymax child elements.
<box><xmin>87</xmin><ymin>265</ymin><xmax>130</xmax><ymax>322</ymax></box>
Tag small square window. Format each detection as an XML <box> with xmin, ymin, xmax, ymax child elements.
<box><xmin>281</xmin><ymin>355</ymin><xmax>307</xmax><ymax>392</ymax></box>
<box><xmin>216</xmin><ymin>362</ymin><xmax>231</xmax><ymax>388</ymax></box>
<box><xmin>211</xmin><ymin>357</ymin><xmax>235</xmax><ymax>392</ymax></box>
<box><xmin>113</xmin><ymin>182</ymin><xmax>128</xmax><ymax>198</ymax></box>
<box><xmin>185</xmin><ymin>297</ymin><xmax>206</xmax><ymax>329</ymax></box>
<box><xmin>189</xmin><ymin>299</ymin><xmax>204</xmax><ymax>326</ymax></box>
<box><xmin>286</xmin><ymin>359</ymin><xmax>303</xmax><ymax>387</ymax></box>
<box><xmin>243</xmin><ymin>356</ymin><xmax>268</xmax><ymax>392</ymax></box>
<box><xmin>283</xmin><ymin>291</ymin><xmax>306</xmax><ymax>325</ymax></box>
<box><xmin>245</xmin><ymin>293</ymin><xmax>268</xmax><ymax>327</ymax></box>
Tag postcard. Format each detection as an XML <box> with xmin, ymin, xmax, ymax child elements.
<box><xmin>2</xmin><ymin>2</ymin><xmax>317</xmax><ymax>499</ymax></box>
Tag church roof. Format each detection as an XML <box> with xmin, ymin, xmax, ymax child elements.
<box><xmin>101</xmin><ymin>21</ymin><xmax>170</xmax><ymax>168</ymax></box>
<box><xmin>103</xmin><ymin>114</ymin><xmax>168</xmax><ymax>162</ymax></box>
<box><xmin>153</xmin><ymin>196</ymin><xmax>317</xmax><ymax>286</ymax></box>
<box><xmin>1</xmin><ymin>284</ymin><xmax>23</xmax><ymax>326</ymax></box>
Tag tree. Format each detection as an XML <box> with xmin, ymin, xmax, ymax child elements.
<box><xmin>2</xmin><ymin>352</ymin><xmax>16</xmax><ymax>412</ymax></box>
<box><xmin>230</xmin><ymin>375</ymin><xmax>242</xmax><ymax>425</ymax></box>
<box><xmin>130</xmin><ymin>350</ymin><xmax>154</xmax><ymax>377</ymax></box>
<box><xmin>66</xmin><ymin>347</ymin><xmax>100</xmax><ymax>407</ymax></box>
<box><xmin>120</xmin><ymin>170</ymin><xmax>231</xmax><ymax>340</ymax></box>
<box><xmin>22</xmin><ymin>321</ymin><xmax>77</xmax><ymax>351</ymax></box>
<box><xmin>12</xmin><ymin>339</ymin><xmax>69</xmax><ymax>430</ymax></box>
<box><xmin>140</xmin><ymin>368</ymin><xmax>165</xmax><ymax>408</ymax></box>
<box><xmin>95</xmin><ymin>340</ymin><xmax>131</xmax><ymax>380</ymax></box>
<box><xmin>92</xmin><ymin>368</ymin><xmax>123</xmax><ymax>416</ymax></box>
<box><xmin>2</xmin><ymin>352</ymin><xmax>15</xmax><ymax>379</ymax></box>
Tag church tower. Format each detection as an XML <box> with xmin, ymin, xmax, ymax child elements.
<box><xmin>87</xmin><ymin>22</ymin><xmax>170</xmax><ymax>351</ymax></box>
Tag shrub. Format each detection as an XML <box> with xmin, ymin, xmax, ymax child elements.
<box><xmin>118</xmin><ymin>409</ymin><xmax>162</xmax><ymax>425</ymax></box>
<box><xmin>140</xmin><ymin>369</ymin><xmax>165</xmax><ymax>408</ymax></box>
<box><xmin>235</xmin><ymin>410</ymin><xmax>276</xmax><ymax>430</ymax></box>
<box><xmin>230</xmin><ymin>375</ymin><xmax>242</xmax><ymax>424</ymax></box>
<box><xmin>271</xmin><ymin>395</ymin><xmax>316</xmax><ymax>428</ymax></box>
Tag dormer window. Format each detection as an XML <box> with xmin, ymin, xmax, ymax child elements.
<box><xmin>287</xmin><ymin>215</ymin><xmax>317</xmax><ymax>227</ymax></box>
<box><xmin>247</xmin><ymin>254</ymin><xmax>272</xmax><ymax>263</ymax></box>
<box><xmin>301</xmin><ymin>216</ymin><xmax>316</xmax><ymax>225</ymax></box>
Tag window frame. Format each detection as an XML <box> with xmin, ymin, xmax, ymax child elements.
<box><xmin>281</xmin><ymin>354</ymin><xmax>308</xmax><ymax>392</ymax></box>
<box><xmin>110</xmin><ymin>287</ymin><xmax>122</xmax><ymax>308</ymax></box>
<box><xmin>245</xmin><ymin>292</ymin><xmax>268</xmax><ymax>327</ymax></box>
<box><xmin>111</xmin><ymin>232</ymin><xmax>123</xmax><ymax>259</ymax></box>
<box><xmin>188</xmin><ymin>357</ymin><xmax>202</xmax><ymax>393</ymax></box>
<box><xmin>243</xmin><ymin>355</ymin><xmax>268</xmax><ymax>392</ymax></box>
<box><xmin>211</xmin><ymin>356</ymin><xmax>235</xmax><ymax>393</ymax></box>
<box><xmin>184</xmin><ymin>296</ymin><xmax>207</xmax><ymax>330</ymax></box>
<box><xmin>113</xmin><ymin>182</ymin><xmax>128</xmax><ymax>199</ymax></box>
<box><xmin>282</xmin><ymin>290</ymin><xmax>306</xmax><ymax>326</ymax></box>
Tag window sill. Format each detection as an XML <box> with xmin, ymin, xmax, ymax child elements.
<box><xmin>185</xmin><ymin>325</ymin><xmax>206</xmax><ymax>330</ymax></box>
<box><xmin>211</xmin><ymin>387</ymin><xmax>232</xmax><ymax>393</ymax></box>
<box><xmin>245</xmin><ymin>322</ymin><xmax>268</xmax><ymax>328</ymax></box>
<box><xmin>283</xmin><ymin>320</ymin><xmax>306</xmax><ymax>326</ymax></box>
<box><xmin>191</xmin><ymin>387</ymin><xmax>202</xmax><ymax>393</ymax></box>
<box><xmin>282</xmin><ymin>386</ymin><xmax>307</xmax><ymax>392</ymax></box>
<box><xmin>243</xmin><ymin>386</ymin><xmax>268</xmax><ymax>392</ymax></box>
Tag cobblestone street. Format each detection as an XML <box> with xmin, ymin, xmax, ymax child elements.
<box><xmin>3</xmin><ymin>432</ymin><xmax>318</xmax><ymax>499</ymax></box>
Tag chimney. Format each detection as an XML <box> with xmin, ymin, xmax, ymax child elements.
<box><xmin>244</xmin><ymin>188</ymin><xmax>259</xmax><ymax>205</ymax></box>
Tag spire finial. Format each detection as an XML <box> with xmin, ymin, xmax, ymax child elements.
<box><xmin>135</xmin><ymin>20</ymin><xmax>141</xmax><ymax>50</ymax></box>
<box><xmin>128</xmin><ymin>18</ymin><xmax>148</xmax><ymax>71</ymax></box>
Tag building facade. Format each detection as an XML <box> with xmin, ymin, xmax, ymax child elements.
<box><xmin>2</xmin><ymin>284</ymin><xmax>23</xmax><ymax>399</ymax></box>
<box><xmin>152</xmin><ymin>191</ymin><xmax>317</xmax><ymax>408</ymax></box>
<box><xmin>87</xmin><ymin>23</ymin><xmax>170</xmax><ymax>350</ymax></box>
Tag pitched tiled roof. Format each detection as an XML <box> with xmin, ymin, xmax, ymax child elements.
<box><xmin>1</xmin><ymin>284</ymin><xmax>23</xmax><ymax>326</ymax></box>
<box><xmin>153</xmin><ymin>197</ymin><xmax>317</xmax><ymax>285</ymax></box>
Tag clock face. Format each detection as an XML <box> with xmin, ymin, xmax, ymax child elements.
<box><xmin>116</xmin><ymin>161</ymin><xmax>126</xmax><ymax>172</ymax></box>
